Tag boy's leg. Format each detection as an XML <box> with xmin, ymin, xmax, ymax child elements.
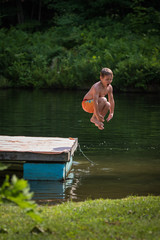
<box><xmin>90</xmin><ymin>97</ymin><xmax>110</xmax><ymax>129</ymax></box>
<box><xmin>98</xmin><ymin>97</ymin><xmax>110</xmax><ymax>118</ymax></box>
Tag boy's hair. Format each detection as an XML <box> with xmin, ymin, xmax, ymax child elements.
<box><xmin>100</xmin><ymin>68</ymin><xmax>113</xmax><ymax>78</ymax></box>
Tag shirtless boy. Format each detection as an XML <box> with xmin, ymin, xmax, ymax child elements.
<box><xmin>82</xmin><ymin>68</ymin><xmax>115</xmax><ymax>130</ymax></box>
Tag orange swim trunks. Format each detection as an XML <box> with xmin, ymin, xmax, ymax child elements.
<box><xmin>82</xmin><ymin>99</ymin><xmax>94</xmax><ymax>113</ymax></box>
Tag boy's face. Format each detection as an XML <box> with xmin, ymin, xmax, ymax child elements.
<box><xmin>100</xmin><ymin>74</ymin><xmax>113</xmax><ymax>87</ymax></box>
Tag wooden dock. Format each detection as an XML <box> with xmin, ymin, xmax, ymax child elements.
<box><xmin>0</xmin><ymin>135</ymin><xmax>78</xmax><ymax>181</ymax></box>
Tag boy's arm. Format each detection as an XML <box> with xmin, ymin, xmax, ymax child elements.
<box><xmin>107</xmin><ymin>85</ymin><xmax>115</xmax><ymax>122</ymax></box>
<box><xmin>93</xmin><ymin>88</ymin><xmax>104</xmax><ymax>122</ymax></box>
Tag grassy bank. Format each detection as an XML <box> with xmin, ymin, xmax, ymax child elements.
<box><xmin>0</xmin><ymin>196</ymin><xmax>160</xmax><ymax>239</ymax></box>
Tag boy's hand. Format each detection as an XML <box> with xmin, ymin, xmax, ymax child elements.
<box><xmin>107</xmin><ymin>113</ymin><xmax>113</xmax><ymax>122</ymax></box>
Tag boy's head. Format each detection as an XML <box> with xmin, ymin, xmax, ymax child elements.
<box><xmin>100</xmin><ymin>68</ymin><xmax>113</xmax><ymax>87</ymax></box>
<box><xmin>100</xmin><ymin>68</ymin><xmax>113</xmax><ymax>78</ymax></box>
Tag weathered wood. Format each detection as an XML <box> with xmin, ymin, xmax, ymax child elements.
<box><xmin>0</xmin><ymin>151</ymin><xmax>68</xmax><ymax>162</ymax></box>
<box><xmin>0</xmin><ymin>135</ymin><xmax>78</xmax><ymax>180</ymax></box>
<box><xmin>0</xmin><ymin>135</ymin><xmax>78</xmax><ymax>163</ymax></box>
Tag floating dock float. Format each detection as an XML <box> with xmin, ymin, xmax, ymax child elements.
<box><xmin>0</xmin><ymin>135</ymin><xmax>78</xmax><ymax>181</ymax></box>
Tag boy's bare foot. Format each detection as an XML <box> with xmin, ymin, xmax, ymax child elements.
<box><xmin>97</xmin><ymin>122</ymin><xmax>104</xmax><ymax>130</ymax></box>
<box><xmin>90</xmin><ymin>116</ymin><xmax>104</xmax><ymax>130</ymax></box>
<box><xmin>90</xmin><ymin>115</ymin><xmax>99</xmax><ymax>125</ymax></box>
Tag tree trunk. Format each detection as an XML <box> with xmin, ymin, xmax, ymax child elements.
<box><xmin>38</xmin><ymin>0</ymin><xmax>42</xmax><ymax>22</ymax></box>
<box><xmin>31</xmin><ymin>1</ymin><xmax>35</xmax><ymax>20</ymax></box>
<box><xmin>16</xmin><ymin>0</ymin><xmax>24</xmax><ymax>24</ymax></box>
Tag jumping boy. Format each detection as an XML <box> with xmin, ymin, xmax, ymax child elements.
<box><xmin>82</xmin><ymin>68</ymin><xmax>115</xmax><ymax>130</ymax></box>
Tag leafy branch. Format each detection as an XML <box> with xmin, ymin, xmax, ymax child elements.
<box><xmin>0</xmin><ymin>164</ymin><xmax>42</xmax><ymax>222</ymax></box>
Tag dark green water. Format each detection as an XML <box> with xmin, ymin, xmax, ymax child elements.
<box><xmin>0</xmin><ymin>89</ymin><xmax>160</xmax><ymax>202</ymax></box>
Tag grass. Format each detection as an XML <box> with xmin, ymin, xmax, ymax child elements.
<box><xmin>0</xmin><ymin>196</ymin><xmax>160</xmax><ymax>239</ymax></box>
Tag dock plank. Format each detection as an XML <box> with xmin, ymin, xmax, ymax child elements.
<box><xmin>0</xmin><ymin>135</ymin><xmax>78</xmax><ymax>162</ymax></box>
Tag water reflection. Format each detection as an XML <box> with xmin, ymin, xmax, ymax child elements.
<box><xmin>0</xmin><ymin>89</ymin><xmax>160</xmax><ymax>202</ymax></box>
<box><xmin>29</xmin><ymin>172</ymin><xmax>74</xmax><ymax>200</ymax></box>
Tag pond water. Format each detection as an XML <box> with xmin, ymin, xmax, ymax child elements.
<box><xmin>0</xmin><ymin>89</ymin><xmax>160</xmax><ymax>203</ymax></box>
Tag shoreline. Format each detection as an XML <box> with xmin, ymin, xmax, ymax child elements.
<box><xmin>0</xmin><ymin>85</ymin><xmax>160</xmax><ymax>93</ymax></box>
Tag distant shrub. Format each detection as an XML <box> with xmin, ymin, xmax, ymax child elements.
<box><xmin>0</xmin><ymin>15</ymin><xmax>159</xmax><ymax>91</ymax></box>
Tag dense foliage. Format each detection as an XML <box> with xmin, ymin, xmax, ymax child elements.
<box><xmin>0</xmin><ymin>0</ymin><xmax>160</xmax><ymax>91</ymax></box>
